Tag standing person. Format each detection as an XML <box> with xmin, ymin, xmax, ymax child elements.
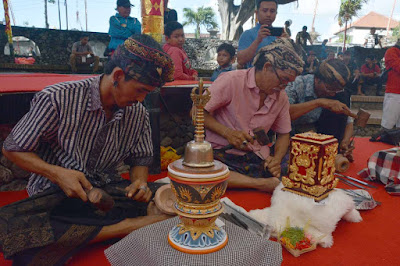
<box><xmin>203</xmin><ymin>38</ymin><xmax>304</xmax><ymax>192</ymax></box>
<box><xmin>107</xmin><ymin>0</ymin><xmax>141</xmax><ymax>53</ymax></box>
<box><xmin>0</xmin><ymin>34</ymin><xmax>175</xmax><ymax>265</ymax></box>
<box><xmin>295</xmin><ymin>26</ymin><xmax>313</xmax><ymax>49</ymax></box>
<box><xmin>284</xmin><ymin>20</ymin><xmax>292</xmax><ymax>37</ymax></box>
<box><xmin>163</xmin><ymin>21</ymin><xmax>198</xmax><ymax>80</ymax></box>
<box><xmin>164</xmin><ymin>0</ymin><xmax>177</xmax><ymax>25</ymax></box>
<box><xmin>237</xmin><ymin>0</ymin><xmax>285</xmax><ymax>68</ymax></box>
<box><xmin>381</xmin><ymin>39</ymin><xmax>400</xmax><ymax>130</ymax></box>
<box><xmin>320</xmin><ymin>39</ymin><xmax>328</xmax><ymax>60</ymax></box>
<box><xmin>211</xmin><ymin>43</ymin><xmax>236</xmax><ymax>82</ymax></box>
<box><xmin>364</xmin><ymin>28</ymin><xmax>382</xmax><ymax>49</ymax></box>
<box><xmin>70</xmin><ymin>34</ymin><xmax>100</xmax><ymax>73</ymax></box>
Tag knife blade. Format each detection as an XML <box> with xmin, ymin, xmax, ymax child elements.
<box><xmin>335</xmin><ymin>173</ymin><xmax>377</xmax><ymax>188</ymax></box>
<box><xmin>337</xmin><ymin>176</ymin><xmax>368</xmax><ymax>189</ymax></box>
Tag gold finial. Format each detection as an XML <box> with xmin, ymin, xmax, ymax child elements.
<box><xmin>191</xmin><ymin>78</ymin><xmax>211</xmax><ymax>143</ymax></box>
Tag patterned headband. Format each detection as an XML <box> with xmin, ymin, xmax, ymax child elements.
<box><xmin>112</xmin><ymin>37</ymin><xmax>175</xmax><ymax>87</ymax></box>
<box><xmin>318</xmin><ymin>59</ymin><xmax>350</xmax><ymax>87</ymax></box>
<box><xmin>253</xmin><ymin>38</ymin><xmax>304</xmax><ymax>75</ymax></box>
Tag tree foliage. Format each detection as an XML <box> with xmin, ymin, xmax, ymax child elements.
<box><xmin>183</xmin><ymin>7</ymin><xmax>218</xmax><ymax>39</ymax></box>
<box><xmin>337</xmin><ymin>0</ymin><xmax>368</xmax><ymax>26</ymax></box>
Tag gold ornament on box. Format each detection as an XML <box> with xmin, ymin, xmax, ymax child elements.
<box><xmin>282</xmin><ymin>132</ymin><xmax>339</xmax><ymax>201</ymax></box>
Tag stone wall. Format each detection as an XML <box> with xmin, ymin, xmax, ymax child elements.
<box><xmin>0</xmin><ymin>25</ymin><xmax>237</xmax><ymax>71</ymax></box>
<box><xmin>0</xmin><ymin>25</ymin><xmax>110</xmax><ymax>65</ymax></box>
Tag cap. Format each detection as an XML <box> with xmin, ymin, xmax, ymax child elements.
<box><xmin>117</xmin><ymin>0</ymin><xmax>134</xmax><ymax>8</ymax></box>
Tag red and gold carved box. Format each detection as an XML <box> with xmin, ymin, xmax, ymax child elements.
<box><xmin>282</xmin><ymin>132</ymin><xmax>339</xmax><ymax>201</ymax></box>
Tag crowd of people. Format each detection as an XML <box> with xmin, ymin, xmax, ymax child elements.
<box><xmin>1</xmin><ymin>0</ymin><xmax>400</xmax><ymax>264</ymax></box>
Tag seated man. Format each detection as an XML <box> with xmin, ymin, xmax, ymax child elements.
<box><xmin>286</xmin><ymin>59</ymin><xmax>357</xmax><ymax>158</ymax></box>
<box><xmin>0</xmin><ymin>34</ymin><xmax>174</xmax><ymax>265</ymax></box>
<box><xmin>70</xmin><ymin>34</ymin><xmax>100</xmax><ymax>73</ymax></box>
<box><xmin>303</xmin><ymin>50</ymin><xmax>319</xmax><ymax>74</ymax></box>
<box><xmin>203</xmin><ymin>38</ymin><xmax>304</xmax><ymax>192</ymax></box>
<box><xmin>341</xmin><ymin>50</ymin><xmax>360</xmax><ymax>95</ymax></box>
<box><xmin>357</xmin><ymin>55</ymin><xmax>383</xmax><ymax>96</ymax></box>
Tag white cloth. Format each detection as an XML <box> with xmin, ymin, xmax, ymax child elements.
<box><xmin>381</xmin><ymin>93</ymin><xmax>400</xmax><ymax>129</ymax></box>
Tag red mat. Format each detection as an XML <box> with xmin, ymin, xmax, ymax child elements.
<box><xmin>0</xmin><ymin>73</ymin><xmax>211</xmax><ymax>93</ymax></box>
<box><xmin>0</xmin><ymin>138</ymin><xmax>399</xmax><ymax>265</ymax></box>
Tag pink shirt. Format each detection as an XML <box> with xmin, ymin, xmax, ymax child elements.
<box><xmin>204</xmin><ymin>68</ymin><xmax>291</xmax><ymax>159</ymax></box>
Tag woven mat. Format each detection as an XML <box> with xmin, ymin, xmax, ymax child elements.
<box><xmin>105</xmin><ymin>217</ymin><xmax>282</xmax><ymax>266</ymax></box>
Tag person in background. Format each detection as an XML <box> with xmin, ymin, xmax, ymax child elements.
<box><xmin>164</xmin><ymin>0</ymin><xmax>177</xmax><ymax>25</ymax></box>
<box><xmin>284</xmin><ymin>19</ymin><xmax>292</xmax><ymax>37</ymax></box>
<box><xmin>341</xmin><ymin>50</ymin><xmax>360</xmax><ymax>95</ymax></box>
<box><xmin>0</xmin><ymin>34</ymin><xmax>175</xmax><ymax>265</ymax></box>
<box><xmin>337</xmin><ymin>51</ymin><xmax>344</xmax><ymax>60</ymax></box>
<box><xmin>211</xmin><ymin>43</ymin><xmax>236</xmax><ymax>82</ymax></box>
<box><xmin>295</xmin><ymin>26</ymin><xmax>313</xmax><ymax>49</ymax></box>
<box><xmin>325</xmin><ymin>50</ymin><xmax>335</xmax><ymax>61</ymax></box>
<box><xmin>70</xmin><ymin>34</ymin><xmax>100</xmax><ymax>73</ymax></box>
<box><xmin>381</xmin><ymin>39</ymin><xmax>400</xmax><ymax>130</ymax></box>
<box><xmin>286</xmin><ymin>59</ymin><xmax>357</xmax><ymax>159</ymax></box>
<box><xmin>163</xmin><ymin>21</ymin><xmax>198</xmax><ymax>80</ymax></box>
<box><xmin>364</xmin><ymin>28</ymin><xmax>382</xmax><ymax>49</ymax></box>
<box><xmin>358</xmin><ymin>55</ymin><xmax>383</xmax><ymax>96</ymax></box>
<box><xmin>237</xmin><ymin>0</ymin><xmax>285</xmax><ymax>68</ymax></box>
<box><xmin>203</xmin><ymin>38</ymin><xmax>304</xmax><ymax>193</ymax></box>
<box><xmin>107</xmin><ymin>0</ymin><xmax>141</xmax><ymax>53</ymax></box>
<box><xmin>303</xmin><ymin>50</ymin><xmax>319</xmax><ymax>74</ymax></box>
<box><xmin>320</xmin><ymin>39</ymin><xmax>328</xmax><ymax>60</ymax></box>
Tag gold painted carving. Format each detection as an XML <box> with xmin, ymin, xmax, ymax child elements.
<box><xmin>320</xmin><ymin>143</ymin><xmax>338</xmax><ymax>186</ymax></box>
<box><xmin>301</xmin><ymin>184</ymin><xmax>327</xmax><ymax>197</ymax></box>
<box><xmin>288</xmin><ymin>142</ymin><xmax>320</xmax><ymax>185</ymax></box>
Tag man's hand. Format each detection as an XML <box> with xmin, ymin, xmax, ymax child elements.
<box><xmin>264</xmin><ymin>156</ymin><xmax>281</xmax><ymax>178</ymax></box>
<box><xmin>125</xmin><ymin>179</ymin><xmax>152</xmax><ymax>202</ymax></box>
<box><xmin>53</xmin><ymin>168</ymin><xmax>93</xmax><ymax>202</ymax></box>
<box><xmin>320</xmin><ymin>99</ymin><xmax>357</xmax><ymax>118</ymax></box>
<box><xmin>224</xmin><ymin>128</ymin><xmax>254</xmax><ymax>150</ymax></box>
<box><xmin>340</xmin><ymin>139</ymin><xmax>355</xmax><ymax>158</ymax></box>
<box><xmin>256</xmin><ymin>25</ymin><xmax>271</xmax><ymax>43</ymax></box>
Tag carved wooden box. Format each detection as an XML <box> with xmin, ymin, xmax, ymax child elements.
<box><xmin>282</xmin><ymin>132</ymin><xmax>339</xmax><ymax>201</ymax></box>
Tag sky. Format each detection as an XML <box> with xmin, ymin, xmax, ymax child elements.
<box><xmin>1</xmin><ymin>0</ymin><xmax>400</xmax><ymax>41</ymax></box>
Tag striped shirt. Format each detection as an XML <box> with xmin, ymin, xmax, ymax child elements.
<box><xmin>3</xmin><ymin>75</ymin><xmax>153</xmax><ymax>196</ymax></box>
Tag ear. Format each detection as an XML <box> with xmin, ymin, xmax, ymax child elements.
<box><xmin>165</xmin><ymin>35</ymin><xmax>170</xmax><ymax>42</ymax></box>
<box><xmin>112</xmin><ymin>67</ymin><xmax>125</xmax><ymax>84</ymax></box>
<box><xmin>262</xmin><ymin>61</ymin><xmax>273</xmax><ymax>72</ymax></box>
<box><xmin>231</xmin><ymin>55</ymin><xmax>237</xmax><ymax>64</ymax></box>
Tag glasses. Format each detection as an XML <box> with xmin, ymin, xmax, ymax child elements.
<box><xmin>271</xmin><ymin>65</ymin><xmax>297</xmax><ymax>86</ymax></box>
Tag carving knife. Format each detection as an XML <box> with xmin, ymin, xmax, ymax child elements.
<box><xmin>335</xmin><ymin>173</ymin><xmax>377</xmax><ymax>188</ymax></box>
<box><xmin>336</xmin><ymin>176</ymin><xmax>368</xmax><ymax>190</ymax></box>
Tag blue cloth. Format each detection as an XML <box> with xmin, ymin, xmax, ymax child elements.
<box><xmin>210</xmin><ymin>65</ymin><xmax>234</xmax><ymax>82</ymax></box>
<box><xmin>108</xmin><ymin>13</ymin><xmax>141</xmax><ymax>51</ymax></box>
<box><xmin>320</xmin><ymin>44</ymin><xmax>327</xmax><ymax>60</ymax></box>
<box><xmin>238</xmin><ymin>23</ymin><xmax>277</xmax><ymax>68</ymax></box>
<box><xmin>285</xmin><ymin>74</ymin><xmax>321</xmax><ymax>125</ymax></box>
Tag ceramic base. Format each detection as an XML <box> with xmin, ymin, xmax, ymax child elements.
<box><xmin>168</xmin><ymin>224</ymin><xmax>228</xmax><ymax>254</ymax></box>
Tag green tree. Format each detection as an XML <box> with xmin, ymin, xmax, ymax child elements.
<box><xmin>183</xmin><ymin>7</ymin><xmax>218</xmax><ymax>39</ymax></box>
<box><xmin>391</xmin><ymin>24</ymin><xmax>400</xmax><ymax>42</ymax></box>
<box><xmin>44</xmin><ymin>0</ymin><xmax>56</xmax><ymax>29</ymax></box>
<box><xmin>337</xmin><ymin>0</ymin><xmax>368</xmax><ymax>50</ymax></box>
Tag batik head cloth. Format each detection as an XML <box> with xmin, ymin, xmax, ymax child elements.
<box><xmin>253</xmin><ymin>38</ymin><xmax>304</xmax><ymax>75</ymax></box>
<box><xmin>112</xmin><ymin>36</ymin><xmax>175</xmax><ymax>87</ymax></box>
<box><xmin>318</xmin><ymin>59</ymin><xmax>350</xmax><ymax>87</ymax></box>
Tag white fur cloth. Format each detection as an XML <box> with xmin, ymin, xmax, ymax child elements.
<box><xmin>249</xmin><ymin>183</ymin><xmax>362</xmax><ymax>248</ymax></box>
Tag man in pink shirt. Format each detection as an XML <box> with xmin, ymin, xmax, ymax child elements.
<box><xmin>204</xmin><ymin>38</ymin><xmax>304</xmax><ymax>192</ymax></box>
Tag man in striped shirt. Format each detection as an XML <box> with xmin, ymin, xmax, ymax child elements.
<box><xmin>0</xmin><ymin>34</ymin><xmax>174</xmax><ymax>264</ymax></box>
